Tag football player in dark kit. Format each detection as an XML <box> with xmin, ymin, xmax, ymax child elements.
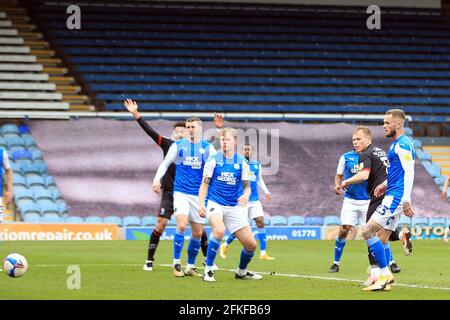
<box><xmin>341</xmin><ymin>126</ymin><xmax>412</xmax><ymax>286</ymax></box>
<box><xmin>124</xmin><ymin>99</ymin><xmax>223</xmax><ymax>271</ymax></box>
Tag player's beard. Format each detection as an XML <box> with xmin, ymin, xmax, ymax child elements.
<box><xmin>385</xmin><ymin>128</ymin><xmax>396</xmax><ymax>138</ymax></box>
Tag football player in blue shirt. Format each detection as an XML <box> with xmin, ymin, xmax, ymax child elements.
<box><xmin>153</xmin><ymin>117</ymin><xmax>216</xmax><ymax>277</ymax></box>
<box><xmin>198</xmin><ymin>128</ymin><xmax>262</xmax><ymax>282</ymax></box>
<box><xmin>219</xmin><ymin>143</ymin><xmax>274</xmax><ymax>261</ymax></box>
<box><xmin>328</xmin><ymin>149</ymin><xmax>370</xmax><ymax>273</ymax></box>
<box><xmin>363</xmin><ymin>109</ymin><xmax>415</xmax><ymax>291</ymax></box>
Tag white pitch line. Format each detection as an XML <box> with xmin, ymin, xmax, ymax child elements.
<box><xmin>32</xmin><ymin>263</ymin><xmax>450</xmax><ymax>292</ymax></box>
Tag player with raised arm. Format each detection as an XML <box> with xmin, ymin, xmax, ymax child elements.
<box><xmin>328</xmin><ymin>148</ymin><xmax>370</xmax><ymax>273</ymax></box>
<box><xmin>124</xmin><ymin>99</ymin><xmax>223</xmax><ymax>271</ymax></box>
<box><xmin>219</xmin><ymin>143</ymin><xmax>274</xmax><ymax>261</ymax></box>
<box><xmin>362</xmin><ymin>109</ymin><xmax>415</xmax><ymax>291</ymax></box>
<box><xmin>199</xmin><ymin>128</ymin><xmax>262</xmax><ymax>282</ymax></box>
<box><xmin>153</xmin><ymin>117</ymin><xmax>216</xmax><ymax>277</ymax></box>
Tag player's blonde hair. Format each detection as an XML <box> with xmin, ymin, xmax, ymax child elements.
<box><xmin>220</xmin><ymin>127</ymin><xmax>237</xmax><ymax>139</ymax></box>
<box><xmin>354</xmin><ymin>126</ymin><xmax>372</xmax><ymax>140</ymax></box>
<box><xmin>386</xmin><ymin>109</ymin><xmax>406</xmax><ymax>124</ymax></box>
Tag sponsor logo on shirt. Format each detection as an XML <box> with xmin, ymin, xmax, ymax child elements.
<box><xmin>217</xmin><ymin>172</ymin><xmax>237</xmax><ymax>185</ymax></box>
<box><xmin>183</xmin><ymin>156</ymin><xmax>202</xmax><ymax>169</ymax></box>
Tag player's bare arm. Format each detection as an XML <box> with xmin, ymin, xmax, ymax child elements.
<box><xmin>238</xmin><ymin>180</ymin><xmax>251</xmax><ymax>207</ymax></box>
<box><xmin>334</xmin><ymin>174</ymin><xmax>343</xmax><ymax>195</ymax></box>
<box><xmin>374</xmin><ymin>182</ymin><xmax>387</xmax><ymax>198</ymax></box>
<box><xmin>403</xmin><ymin>202</ymin><xmax>414</xmax><ymax>217</ymax></box>
<box><xmin>198</xmin><ymin>177</ymin><xmax>211</xmax><ymax>217</ymax></box>
<box><xmin>4</xmin><ymin>167</ymin><xmax>13</xmax><ymax>204</ymax></box>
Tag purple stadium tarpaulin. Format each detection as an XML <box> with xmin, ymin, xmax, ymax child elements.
<box><xmin>30</xmin><ymin>119</ymin><xmax>450</xmax><ymax>218</ymax></box>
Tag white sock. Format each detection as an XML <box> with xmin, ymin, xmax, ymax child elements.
<box><xmin>186</xmin><ymin>263</ymin><xmax>195</xmax><ymax>271</ymax></box>
<box><xmin>260</xmin><ymin>250</ymin><xmax>266</xmax><ymax>256</ymax></box>
<box><xmin>205</xmin><ymin>266</ymin><xmax>214</xmax><ymax>273</ymax></box>
<box><xmin>237</xmin><ymin>268</ymin><xmax>247</xmax><ymax>276</ymax></box>
<box><xmin>333</xmin><ymin>261</ymin><xmax>340</xmax><ymax>266</ymax></box>
<box><xmin>380</xmin><ymin>267</ymin><xmax>391</xmax><ymax>277</ymax></box>
<box><xmin>370</xmin><ymin>266</ymin><xmax>381</xmax><ymax>278</ymax></box>
<box><xmin>398</xmin><ymin>230</ymin><xmax>404</xmax><ymax>240</ymax></box>
<box><xmin>173</xmin><ymin>259</ymin><xmax>181</xmax><ymax>266</ymax></box>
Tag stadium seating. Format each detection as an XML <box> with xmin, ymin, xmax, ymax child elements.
<box><xmin>66</xmin><ymin>216</ymin><xmax>84</xmax><ymax>223</ymax></box>
<box><xmin>412</xmin><ymin>217</ymin><xmax>429</xmax><ymax>227</ymax></box>
<box><xmin>104</xmin><ymin>216</ymin><xmax>123</xmax><ymax>226</ymax></box>
<box><xmin>305</xmin><ymin>216</ymin><xmax>324</xmax><ymax>226</ymax></box>
<box><xmin>28</xmin><ymin>1</ymin><xmax>450</xmax><ymax>116</ymax></box>
<box><xmin>287</xmin><ymin>216</ymin><xmax>305</xmax><ymax>226</ymax></box>
<box><xmin>428</xmin><ymin>217</ymin><xmax>447</xmax><ymax>227</ymax></box>
<box><xmin>398</xmin><ymin>215</ymin><xmax>411</xmax><ymax>227</ymax></box>
<box><xmin>323</xmin><ymin>216</ymin><xmax>340</xmax><ymax>226</ymax></box>
<box><xmin>271</xmin><ymin>215</ymin><xmax>288</xmax><ymax>226</ymax></box>
<box><xmin>123</xmin><ymin>216</ymin><xmax>142</xmax><ymax>227</ymax></box>
<box><xmin>85</xmin><ymin>216</ymin><xmax>103</xmax><ymax>223</ymax></box>
<box><xmin>142</xmin><ymin>216</ymin><xmax>157</xmax><ymax>227</ymax></box>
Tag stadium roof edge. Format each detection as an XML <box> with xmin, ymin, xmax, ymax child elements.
<box><xmin>0</xmin><ymin>111</ymin><xmax>419</xmax><ymax>122</ymax></box>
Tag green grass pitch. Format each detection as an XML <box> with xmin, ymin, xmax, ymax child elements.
<box><xmin>0</xmin><ymin>240</ymin><xmax>449</xmax><ymax>300</ymax></box>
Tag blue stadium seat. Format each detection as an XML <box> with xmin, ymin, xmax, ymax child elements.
<box><xmin>13</xmin><ymin>175</ymin><xmax>27</xmax><ymax>188</ymax></box>
<box><xmin>31</xmin><ymin>150</ymin><xmax>43</xmax><ymax>161</ymax></box>
<box><xmin>20</xmin><ymin>203</ymin><xmax>41</xmax><ymax>216</ymax></box>
<box><xmin>7</xmin><ymin>137</ymin><xmax>24</xmax><ymax>148</ymax></box>
<box><xmin>24</xmin><ymin>136</ymin><xmax>37</xmax><ymax>149</ymax></box>
<box><xmin>14</xmin><ymin>189</ymin><xmax>33</xmax><ymax>202</ymax></box>
<box><xmin>45</xmin><ymin>176</ymin><xmax>56</xmax><ymax>188</ymax></box>
<box><xmin>305</xmin><ymin>216</ymin><xmax>324</xmax><ymax>226</ymax></box>
<box><xmin>412</xmin><ymin>217</ymin><xmax>429</xmax><ymax>226</ymax></box>
<box><xmin>11</xmin><ymin>162</ymin><xmax>22</xmax><ymax>175</ymax></box>
<box><xmin>0</xmin><ymin>138</ymin><xmax>6</xmax><ymax>148</ymax></box>
<box><xmin>2</xmin><ymin>124</ymin><xmax>19</xmax><ymax>136</ymax></box>
<box><xmin>23</xmin><ymin>212</ymin><xmax>42</xmax><ymax>222</ymax></box>
<box><xmin>12</xmin><ymin>150</ymin><xmax>32</xmax><ymax>161</ymax></box>
<box><xmin>66</xmin><ymin>216</ymin><xmax>84</xmax><ymax>223</ymax></box>
<box><xmin>34</xmin><ymin>189</ymin><xmax>53</xmax><ymax>201</ymax></box>
<box><xmin>16</xmin><ymin>198</ymin><xmax>35</xmax><ymax>209</ymax></box>
<box><xmin>59</xmin><ymin>202</ymin><xmax>68</xmax><ymax>214</ymax></box>
<box><xmin>42</xmin><ymin>213</ymin><xmax>64</xmax><ymax>222</ymax></box>
<box><xmin>52</xmin><ymin>189</ymin><xmax>62</xmax><ymax>201</ymax></box>
<box><xmin>104</xmin><ymin>215</ymin><xmax>123</xmax><ymax>226</ymax></box>
<box><xmin>85</xmin><ymin>216</ymin><xmax>104</xmax><ymax>223</ymax></box>
<box><xmin>142</xmin><ymin>216</ymin><xmax>157</xmax><ymax>227</ymax></box>
<box><xmin>270</xmin><ymin>215</ymin><xmax>288</xmax><ymax>226</ymax></box>
<box><xmin>264</xmin><ymin>216</ymin><xmax>271</xmax><ymax>226</ymax></box>
<box><xmin>40</xmin><ymin>202</ymin><xmax>60</xmax><ymax>215</ymax></box>
<box><xmin>15</xmin><ymin>159</ymin><xmax>32</xmax><ymax>166</ymax></box>
<box><xmin>287</xmin><ymin>215</ymin><xmax>304</xmax><ymax>226</ymax></box>
<box><xmin>323</xmin><ymin>215</ymin><xmax>340</xmax><ymax>226</ymax></box>
<box><xmin>18</xmin><ymin>124</ymin><xmax>30</xmax><ymax>135</ymax></box>
<box><xmin>123</xmin><ymin>216</ymin><xmax>142</xmax><ymax>227</ymax></box>
<box><xmin>416</xmin><ymin>149</ymin><xmax>431</xmax><ymax>161</ymax></box>
<box><xmin>22</xmin><ymin>163</ymin><xmax>42</xmax><ymax>177</ymax></box>
<box><xmin>26</xmin><ymin>176</ymin><xmax>45</xmax><ymax>188</ymax></box>
<box><xmin>167</xmin><ymin>218</ymin><xmax>177</xmax><ymax>226</ymax></box>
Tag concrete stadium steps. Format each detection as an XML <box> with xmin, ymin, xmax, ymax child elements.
<box><xmin>423</xmin><ymin>146</ymin><xmax>450</xmax><ymax>176</ymax></box>
<box><xmin>0</xmin><ymin>4</ymin><xmax>94</xmax><ymax>112</ymax></box>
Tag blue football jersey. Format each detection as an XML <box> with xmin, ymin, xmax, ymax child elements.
<box><xmin>386</xmin><ymin>135</ymin><xmax>415</xmax><ymax>211</ymax></box>
<box><xmin>173</xmin><ymin>138</ymin><xmax>214</xmax><ymax>196</ymax></box>
<box><xmin>204</xmin><ymin>152</ymin><xmax>250</xmax><ymax>206</ymax></box>
<box><xmin>337</xmin><ymin>151</ymin><xmax>370</xmax><ymax>201</ymax></box>
<box><xmin>248</xmin><ymin>160</ymin><xmax>260</xmax><ymax>202</ymax></box>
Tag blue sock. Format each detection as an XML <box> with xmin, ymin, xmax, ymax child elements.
<box><xmin>334</xmin><ymin>237</ymin><xmax>346</xmax><ymax>264</ymax></box>
<box><xmin>226</xmin><ymin>233</ymin><xmax>236</xmax><ymax>245</ymax></box>
<box><xmin>173</xmin><ymin>231</ymin><xmax>185</xmax><ymax>260</ymax></box>
<box><xmin>206</xmin><ymin>236</ymin><xmax>221</xmax><ymax>267</ymax></box>
<box><xmin>257</xmin><ymin>228</ymin><xmax>267</xmax><ymax>252</ymax></box>
<box><xmin>239</xmin><ymin>248</ymin><xmax>255</xmax><ymax>270</ymax></box>
<box><xmin>383</xmin><ymin>242</ymin><xmax>391</xmax><ymax>266</ymax></box>
<box><xmin>366</xmin><ymin>236</ymin><xmax>388</xmax><ymax>269</ymax></box>
<box><xmin>187</xmin><ymin>237</ymin><xmax>201</xmax><ymax>265</ymax></box>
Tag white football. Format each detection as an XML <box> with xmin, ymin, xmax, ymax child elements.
<box><xmin>3</xmin><ymin>253</ymin><xmax>28</xmax><ymax>278</ymax></box>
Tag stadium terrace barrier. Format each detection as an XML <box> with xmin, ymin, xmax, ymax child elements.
<box><xmin>0</xmin><ymin>223</ymin><xmax>119</xmax><ymax>241</ymax></box>
<box><xmin>126</xmin><ymin>226</ymin><xmax>448</xmax><ymax>241</ymax></box>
